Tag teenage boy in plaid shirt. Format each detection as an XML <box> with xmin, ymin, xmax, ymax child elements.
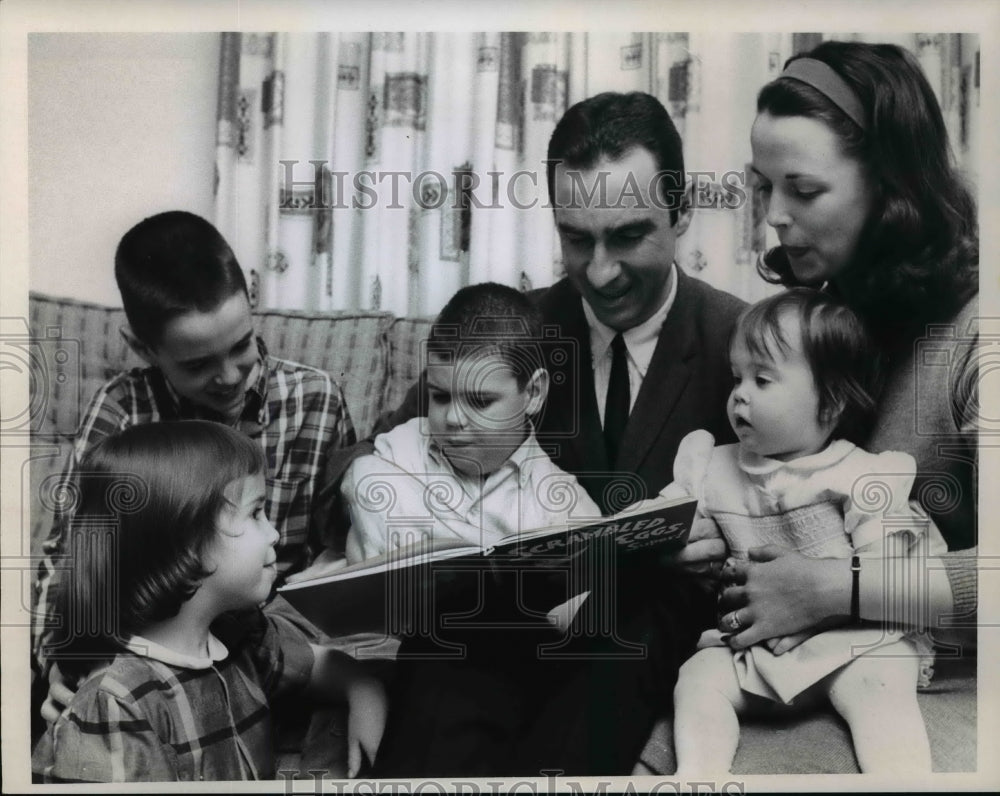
<box><xmin>32</xmin><ymin>211</ymin><xmax>355</xmax><ymax>711</ymax></box>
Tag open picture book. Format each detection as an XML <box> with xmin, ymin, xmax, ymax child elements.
<box><xmin>278</xmin><ymin>493</ymin><xmax>698</xmax><ymax>636</ymax></box>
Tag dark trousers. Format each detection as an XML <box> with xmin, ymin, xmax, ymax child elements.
<box><xmin>372</xmin><ymin>556</ymin><xmax>714</xmax><ymax>778</ymax></box>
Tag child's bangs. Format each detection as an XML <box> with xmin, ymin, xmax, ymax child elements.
<box><xmin>204</xmin><ymin>430</ymin><xmax>266</xmax><ymax>513</ymax></box>
<box><xmin>734</xmin><ymin>299</ymin><xmax>795</xmax><ymax>364</ymax></box>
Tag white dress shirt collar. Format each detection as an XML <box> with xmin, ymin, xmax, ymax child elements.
<box><xmin>582</xmin><ymin>263</ymin><xmax>677</xmax><ymax>376</ymax></box>
<box><xmin>582</xmin><ymin>264</ymin><xmax>678</xmax><ymax>422</ymax></box>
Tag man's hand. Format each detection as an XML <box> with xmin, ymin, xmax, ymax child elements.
<box><xmin>670</xmin><ymin>515</ymin><xmax>727</xmax><ymax>579</ymax></box>
<box><xmin>40</xmin><ymin>662</ymin><xmax>75</xmax><ymax>724</ymax></box>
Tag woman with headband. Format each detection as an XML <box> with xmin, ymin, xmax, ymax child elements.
<box><xmin>668</xmin><ymin>41</ymin><xmax>979</xmax><ymax>774</ymax></box>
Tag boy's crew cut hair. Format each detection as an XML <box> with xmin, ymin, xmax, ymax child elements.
<box><xmin>115</xmin><ymin>211</ymin><xmax>249</xmax><ymax>347</ymax></box>
<box><xmin>428</xmin><ymin>282</ymin><xmax>545</xmax><ymax>388</ymax></box>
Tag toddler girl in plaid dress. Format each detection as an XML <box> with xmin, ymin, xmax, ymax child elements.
<box><xmin>671</xmin><ymin>289</ymin><xmax>944</xmax><ymax>774</ymax></box>
<box><xmin>32</xmin><ymin>421</ymin><xmax>386</xmax><ymax>783</ymax></box>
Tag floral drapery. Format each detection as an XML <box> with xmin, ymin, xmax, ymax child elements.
<box><xmin>214</xmin><ymin>32</ymin><xmax>979</xmax><ymax>317</ymax></box>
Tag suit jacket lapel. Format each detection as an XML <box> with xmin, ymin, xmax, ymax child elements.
<box><xmin>617</xmin><ymin>268</ymin><xmax>698</xmax><ymax>474</ymax></box>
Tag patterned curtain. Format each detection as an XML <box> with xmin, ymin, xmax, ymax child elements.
<box><xmin>214</xmin><ymin>32</ymin><xmax>979</xmax><ymax>316</ymax></box>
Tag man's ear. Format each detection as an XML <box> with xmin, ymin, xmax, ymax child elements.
<box><xmin>673</xmin><ymin>183</ymin><xmax>695</xmax><ymax>237</ymax></box>
<box><xmin>119</xmin><ymin>326</ymin><xmax>156</xmax><ymax>366</ymax></box>
<box><xmin>524</xmin><ymin>367</ymin><xmax>550</xmax><ymax>415</ymax></box>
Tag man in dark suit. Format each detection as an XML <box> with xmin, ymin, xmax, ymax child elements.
<box><xmin>376</xmin><ymin>92</ymin><xmax>742</xmax><ymax>535</ymax></box>
<box><xmin>366</xmin><ymin>92</ymin><xmax>746</xmax><ymax>778</ymax></box>
<box><xmin>538</xmin><ymin>92</ymin><xmax>744</xmax><ymax>516</ymax></box>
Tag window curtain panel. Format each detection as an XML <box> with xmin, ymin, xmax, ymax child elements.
<box><xmin>214</xmin><ymin>32</ymin><xmax>979</xmax><ymax>316</ymax></box>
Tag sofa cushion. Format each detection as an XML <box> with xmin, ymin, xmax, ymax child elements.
<box><xmin>384</xmin><ymin>317</ymin><xmax>434</xmax><ymax>417</ymax></box>
<box><xmin>26</xmin><ymin>293</ymin><xmax>395</xmax><ymax>557</ymax></box>
<box><xmin>28</xmin><ymin>293</ymin><xmax>140</xmax><ymax>443</ymax></box>
<box><xmin>253</xmin><ymin>308</ymin><xmax>393</xmax><ymax>439</ymax></box>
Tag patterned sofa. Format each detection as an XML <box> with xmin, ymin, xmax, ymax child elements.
<box><xmin>25</xmin><ymin>292</ymin><xmax>976</xmax><ymax>778</ymax></box>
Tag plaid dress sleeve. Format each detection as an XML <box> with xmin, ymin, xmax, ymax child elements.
<box><xmin>213</xmin><ymin>609</ymin><xmax>315</xmax><ymax>699</ymax></box>
<box><xmin>31</xmin><ymin>377</ymin><xmax>138</xmax><ymax>672</ymax></box>
<box><xmin>32</xmin><ymin>675</ymin><xmax>178</xmax><ymax>783</ymax></box>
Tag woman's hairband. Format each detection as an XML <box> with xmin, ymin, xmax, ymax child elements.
<box><xmin>780</xmin><ymin>58</ymin><xmax>867</xmax><ymax>130</ymax></box>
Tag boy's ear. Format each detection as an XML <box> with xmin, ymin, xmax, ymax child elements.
<box><xmin>525</xmin><ymin>368</ymin><xmax>549</xmax><ymax>415</ymax></box>
<box><xmin>119</xmin><ymin>325</ymin><xmax>157</xmax><ymax>366</ymax></box>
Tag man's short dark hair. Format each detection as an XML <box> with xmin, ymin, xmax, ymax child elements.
<box><xmin>114</xmin><ymin>211</ymin><xmax>249</xmax><ymax>347</ymax></box>
<box><xmin>428</xmin><ymin>282</ymin><xmax>544</xmax><ymax>388</ymax></box>
<box><xmin>546</xmin><ymin>91</ymin><xmax>685</xmax><ymax>223</ymax></box>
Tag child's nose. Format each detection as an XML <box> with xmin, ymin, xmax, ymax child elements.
<box><xmin>445</xmin><ymin>400</ymin><xmax>469</xmax><ymax>428</ymax></box>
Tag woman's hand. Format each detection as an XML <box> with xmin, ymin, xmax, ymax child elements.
<box><xmin>717</xmin><ymin>546</ymin><xmax>850</xmax><ymax>649</ymax></box>
<box><xmin>345</xmin><ymin>676</ymin><xmax>388</xmax><ymax>778</ymax></box>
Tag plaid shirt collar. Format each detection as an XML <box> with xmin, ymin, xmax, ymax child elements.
<box><xmin>155</xmin><ymin>337</ymin><xmax>270</xmax><ymax>427</ymax></box>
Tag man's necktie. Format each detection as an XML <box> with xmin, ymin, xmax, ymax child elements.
<box><xmin>604</xmin><ymin>333</ymin><xmax>630</xmax><ymax>469</ymax></box>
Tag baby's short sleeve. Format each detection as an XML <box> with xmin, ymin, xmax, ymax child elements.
<box><xmin>667</xmin><ymin>429</ymin><xmax>717</xmax><ymax>503</ymax></box>
<box><xmin>845</xmin><ymin>449</ymin><xmax>926</xmax><ymax>552</ymax></box>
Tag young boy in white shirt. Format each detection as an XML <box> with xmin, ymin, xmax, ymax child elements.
<box><xmin>344</xmin><ymin>282</ymin><xmax>600</xmax><ymax>564</ymax></box>
<box><xmin>328</xmin><ymin>283</ymin><xmax>710</xmax><ymax>777</ymax></box>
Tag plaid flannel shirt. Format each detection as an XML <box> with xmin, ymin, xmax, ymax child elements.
<box><xmin>32</xmin><ymin>609</ymin><xmax>314</xmax><ymax>783</ymax></box>
<box><xmin>32</xmin><ymin>339</ymin><xmax>355</xmax><ymax>670</ymax></box>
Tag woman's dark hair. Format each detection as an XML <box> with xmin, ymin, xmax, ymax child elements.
<box><xmin>755</xmin><ymin>41</ymin><xmax>978</xmax><ymax>342</ymax></box>
<box><xmin>49</xmin><ymin>421</ymin><xmax>265</xmax><ymax>676</ymax></box>
<box><xmin>733</xmin><ymin>288</ymin><xmax>879</xmax><ymax>446</ymax></box>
